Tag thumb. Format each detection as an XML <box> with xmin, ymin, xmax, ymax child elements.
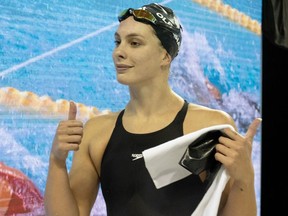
<box><xmin>245</xmin><ymin>118</ymin><xmax>262</xmax><ymax>142</ymax></box>
<box><xmin>68</xmin><ymin>101</ymin><xmax>77</xmax><ymax>120</ymax></box>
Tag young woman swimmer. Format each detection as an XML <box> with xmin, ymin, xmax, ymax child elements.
<box><xmin>44</xmin><ymin>3</ymin><xmax>261</xmax><ymax>216</ymax></box>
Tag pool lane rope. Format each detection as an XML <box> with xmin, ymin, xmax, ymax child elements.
<box><xmin>0</xmin><ymin>87</ymin><xmax>110</xmax><ymax>120</ymax></box>
<box><xmin>192</xmin><ymin>0</ymin><xmax>261</xmax><ymax>35</ymax></box>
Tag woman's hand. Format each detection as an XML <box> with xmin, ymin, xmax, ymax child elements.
<box><xmin>215</xmin><ymin>118</ymin><xmax>262</xmax><ymax>185</ymax></box>
<box><xmin>50</xmin><ymin>101</ymin><xmax>84</xmax><ymax>163</ymax></box>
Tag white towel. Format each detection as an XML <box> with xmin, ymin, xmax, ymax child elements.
<box><xmin>142</xmin><ymin>124</ymin><xmax>234</xmax><ymax>216</ymax></box>
<box><xmin>191</xmin><ymin>165</ymin><xmax>230</xmax><ymax>216</ymax></box>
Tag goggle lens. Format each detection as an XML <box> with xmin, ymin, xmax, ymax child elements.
<box><xmin>133</xmin><ymin>9</ymin><xmax>157</xmax><ymax>24</ymax></box>
<box><xmin>118</xmin><ymin>8</ymin><xmax>157</xmax><ymax>25</ymax></box>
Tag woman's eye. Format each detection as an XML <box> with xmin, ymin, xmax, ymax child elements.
<box><xmin>114</xmin><ymin>40</ymin><xmax>120</xmax><ymax>46</ymax></box>
<box><xmin>131</xmin><ymin>41</ymin><xmax>140</xmax><ymax>46</ymax></box>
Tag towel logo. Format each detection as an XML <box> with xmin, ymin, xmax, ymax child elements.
<box><xmin>131</xmin><ymin>153</ymin><xmax>143</xmax><ymax>161</ymax></box>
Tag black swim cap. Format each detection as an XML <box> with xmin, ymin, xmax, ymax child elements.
<box><xmin>118</xmin><ymin>3</ymin><xmax>182</xmax><ymax>59</ymax></box>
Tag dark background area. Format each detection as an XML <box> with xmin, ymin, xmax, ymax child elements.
<box><xmin>261</xmin><ymin>1</ymin><xmax>288</xmax><ymax>215</ymax></box>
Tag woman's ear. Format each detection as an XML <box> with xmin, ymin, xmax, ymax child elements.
<box><xmin>161</xmin><ymin>52</ymin><xmax>172</xmax><ymax>66</ymax></box>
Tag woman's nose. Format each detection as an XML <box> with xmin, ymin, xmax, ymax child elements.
<box><xmin>113</xmin><ymin>45</ymin><xmax>127</xmax><ymax>60</ymax></box>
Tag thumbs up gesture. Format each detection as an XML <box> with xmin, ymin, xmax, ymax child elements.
<box><xmin>50</xmin><ymin>101</ymin><xmax>84</xmax><ymax>163</ymax></box>
<box><xmin>216</xmin><ymin>118</ymin><xmax>262</xmax><ymax>183</ymax></box>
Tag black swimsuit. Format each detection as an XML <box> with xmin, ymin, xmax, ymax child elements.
<box><xmin>101</xmin><ymin>101</ymin><xmax>207</xmax><ymax>216</ymax></box>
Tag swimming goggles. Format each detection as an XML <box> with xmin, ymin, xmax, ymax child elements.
<box><xmin>118</xmin><ymin>8</ymin><xmax>157</xmax><ymax>25</ymax></box>
<box><xmin>118</xmin><ymin>8</ymin><xmax>181</xmax><ymax>35</ymax></box>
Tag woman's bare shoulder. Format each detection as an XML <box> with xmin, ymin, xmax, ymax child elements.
<box><xmin>185</xmin><ymin>103</ymin><xmax>236</xmax><ymax>131</ymax></box>
<box><xmin>84</xmin><ymin>110</ymin><xmax>121</xmax><ymax>133</ymax></box>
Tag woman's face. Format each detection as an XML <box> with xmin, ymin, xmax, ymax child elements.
<box><xmin>112</xmin><ymin>16</ymin><xmax>168</xmax><ymax>86</ymax></box>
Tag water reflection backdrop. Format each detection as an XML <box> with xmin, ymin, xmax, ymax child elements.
<box><xmin>0</xmin><ymin>0</ymin><xmax>262</xmax><ymax>215</ymax></box>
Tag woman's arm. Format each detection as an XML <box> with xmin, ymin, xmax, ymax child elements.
<box><xmin>44</xmin><ymin>102</ymin><xmax>100</xmax><ymax>216</ymax></box>
<box><xmin>217</xmin><ymin>118</ymin><xmax>261</xmax><ymax>216</ymax></box>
